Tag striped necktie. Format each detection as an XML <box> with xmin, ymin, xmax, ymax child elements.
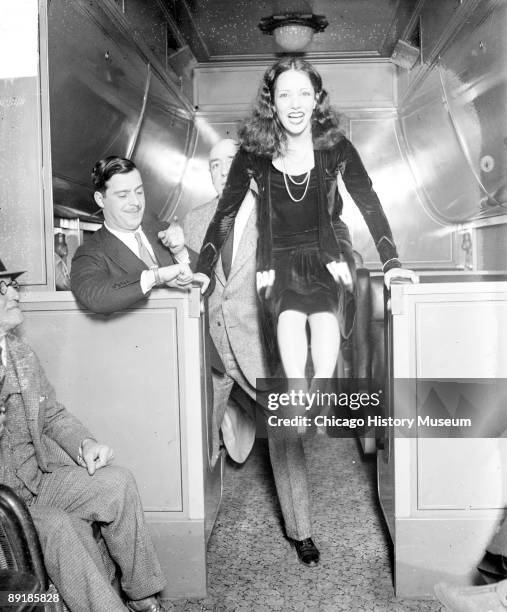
<box><xmin>134</xmin><ymin>231</ymin><xmax>157</xmax><ymax>268</ymax></box>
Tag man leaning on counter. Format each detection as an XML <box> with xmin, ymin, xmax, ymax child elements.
<box><xmin>70</xmin><ymin>156</ymin><xmax>207</xmax><ymax>314</ymax></box>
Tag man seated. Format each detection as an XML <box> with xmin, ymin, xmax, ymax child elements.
<box><xmin>0</xmin><ymin>259</ymin><xmax>166</xmax><ymax>612</ymax></box>
<box><xmin>70</xmin><ymin>156</ymin><xmax>195</xmax><ymax>315</ymax></box>
<box><xmin>435</xmin><ymin>518</ymin><xmax>507</xmax><ymax>611</ymax></box>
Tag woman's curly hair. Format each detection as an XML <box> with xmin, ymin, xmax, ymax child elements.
<box><xmin>238</xmin><ymin>57</ymin><xmax>343</xmax><ymax>158</ymax></box>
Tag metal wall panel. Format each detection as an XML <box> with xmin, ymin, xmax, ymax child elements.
<box><xmin>194</xmin><ymin>61</ymin><xmax>397</xmax><ymax>116</ymax></box>
<box><xmin>342</xmin><ymin>117</ymin><xmax>455</xmax><ymax>269</ymax></box>
<box><xmin>399</xmin><ymin>0</ymin><xmax>507</xmax><ymax>224</ymax></box>
<box><xmin>48</xmin><ymin>0</ymin><xmax>196</xmax><ymax>219</ymax></box>
<box><xmin>131</xmin><ymin>74</ymin><xmax>195</xmax><ymax>219</ymax></box>
<box><xmin>48</xmin><ymin>0</ymin><xmax>148</xmax><ymax>215</ymax></box>
<box><xmin>439</xmin><ymin>0</ymin><xmax>507</xmax><ymax>208</ymax></box>
<box><xmin>400</xmin><ymin>70</ymin><xmax>482</xmax><ymax>223</ymax></box>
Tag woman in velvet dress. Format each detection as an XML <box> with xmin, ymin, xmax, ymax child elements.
<box><xmin>195</xmin><ymin>57</ymin><xmax>416</xmax><ymax>563</ymax></box>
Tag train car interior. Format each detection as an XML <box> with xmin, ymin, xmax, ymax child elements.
<box><xmin>1</xmin><ymin>0</ymin><xmax>506</xmax><ymax>610</ymax></box>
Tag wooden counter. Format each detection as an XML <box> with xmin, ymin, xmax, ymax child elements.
<box><xmin>378</xmin><ymin>278</ymin><xmax>507</xmax><ymax>597</ymax></box>
<box><xmin>19</xmin><ymin>287</ymin><xmax>221</xmax><ymax>599</ymax></box>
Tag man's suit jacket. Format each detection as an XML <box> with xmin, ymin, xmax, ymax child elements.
<box><xmin>184</xmin><ymin>196</ymin><xmax>271</xmax><ymax>418</ymax></box>
<box><xmin>4</xmin><ymin>332</ymin><xmax>92</xmax><ymax>472</ymax></box>
<box><xmin>70</xmin><ymin>214</ymin><xmax>174</xmax><ymax>315</ymax></box>
<box><xmin>70</xmin><ymin>213</ymin><xmax>226</xmax><ymax>374</ymax></box>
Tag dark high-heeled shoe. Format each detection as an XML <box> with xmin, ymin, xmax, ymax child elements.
<box><xmin>292</xmin><ymin>537</ymin><xmax>320</xmax><ymax>566</ymax></box>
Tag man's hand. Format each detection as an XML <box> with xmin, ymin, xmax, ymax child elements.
<box><xmin>156</xmin><ymin>263</ymin><xmax>193</xmax><ymax>290</ymax></box>
<box><xmin>326</xmin><ymin>261</ymin><xmax>353</xmax><ymax>291</ymax></box>
<box><xmin>158</xmin><ymin>219</ymin><xmax>185</xmax><ymax>255</ymax></box>
<box><xmin>192</xmin><ymin>272</ymin><xmax>210</xmax><ymax>294</ymax></box>
<box><xmin>156</xmin><ymin>263</ymin><xmax>186</xmax><ymax>287</ymax></box>
<box><xmin>384</xmin><ymin>267</ymin><xmax>419</xmax><ymax>289</ymax></box>
<box><xmin>78</xmin><ymin>438</ymin><xmax>114</xmax><ymax>476</ymax></box>
<box><xmin>176</xmin><ymin>263</ymin><xmax>193</xmax><ymax>286</ymax></box>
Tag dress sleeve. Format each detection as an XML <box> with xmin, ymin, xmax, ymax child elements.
<box><xmin>338</xmin><ymin>138</ymin><xmax>401</xmax><ymax>271</ymax></box>
<box><xmin>196</xmin><ymin>150</ymin><xmax>252</xmax><ymax>277</ymax></box>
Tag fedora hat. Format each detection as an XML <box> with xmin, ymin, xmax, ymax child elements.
<box><xmin>0</xmin><ymin>258</ymin><xmax>26</xmax><ymax>280</ymax></box>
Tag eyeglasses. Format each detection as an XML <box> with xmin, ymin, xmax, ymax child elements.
<box><xmin>0</xmin><ymin>279</ymin><xmax>19</xmax><ymax>296</ymax></box>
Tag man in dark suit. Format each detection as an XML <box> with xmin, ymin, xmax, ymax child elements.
<box><xmin>70</xmin><ymin>156</ymin><xmax>193</xmax><ymax>315</ymax></box>
<box><xmin>0</xmin><ymin>260</ymin><xmax>166</xmax><ymax>612</ymax></box>
<box><xmin>70</xmin><ymin>154</ymin><xmax>222</xmax><ymax>375</ymax></box>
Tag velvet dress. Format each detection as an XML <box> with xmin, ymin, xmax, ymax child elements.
<box><xmin>270</xmin><ymin>165</ymin><xmax>339</xmax><ymax>316</ymax></box>
<box><xmin>196</xmin><ymin>135</ymin><xmax>401</xmax><ymax>370</ymax></box>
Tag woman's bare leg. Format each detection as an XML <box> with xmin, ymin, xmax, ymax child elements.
<box><xmin>308</xmin><ymin>311</ymin><xmax>340</xmax><ymax>379</ymax></box>
<box><xmin>277</xmin><ymin>309</ymin><xmax>309</xmax><ymax>378</ymax></box>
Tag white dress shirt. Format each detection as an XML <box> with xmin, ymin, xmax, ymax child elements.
<box><xmin>105</xmin><ymin>223</ymin><xmax>157</xmax><ymax>261</ymax></box>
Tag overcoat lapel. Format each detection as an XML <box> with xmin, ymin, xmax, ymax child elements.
<box><xmin>226</xmin><ymin>206</ymin><xmax>257</xmax><ymax>283</ymax></box>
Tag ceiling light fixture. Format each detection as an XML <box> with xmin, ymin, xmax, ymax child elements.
<box><xmin>258</xmin><ymin>12</ymin><xmax>328</xmax><ymax>52</ymax></box>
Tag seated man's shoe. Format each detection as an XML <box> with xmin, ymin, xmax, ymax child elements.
<box><xmin>478</xmin><ymin>552</ymin><xmax>507</xmax><ymax>583</ymax></box>
<box><xmin>292</xmin><ymin>538</ymin><xmax>320</xmax><ymax>567</ymax></box>
<box><xmin>434</xmin><ymin>581</ymin><xmax>507</xmax><ymax>612</ymax></box>
<box><xmin>127</xmin><ymin>596</ymin><xmax>167</xmax><ymax>612</ymax></box>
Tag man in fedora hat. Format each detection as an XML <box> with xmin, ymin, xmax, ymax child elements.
<box><xmin>0</xmin><ymin>259</ymin><xmax>167</xmax><ymax>612</ymax></box>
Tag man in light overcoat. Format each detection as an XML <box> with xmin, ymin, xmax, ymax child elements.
<box><xmin>179</xmin><ymin>139</ymin><xmax>315</xmax><ymax>560</ymax></box>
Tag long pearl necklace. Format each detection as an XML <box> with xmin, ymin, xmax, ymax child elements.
<box><xmin>281</xmin><ymin>159</ymin><xmax>311</xmax><ymax>203</ymax></box>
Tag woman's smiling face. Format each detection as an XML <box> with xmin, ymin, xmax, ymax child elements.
<box><xmin>273</xmin><ymin>69</ymin><xmax>317</xmax><ymax>138</ymax></box>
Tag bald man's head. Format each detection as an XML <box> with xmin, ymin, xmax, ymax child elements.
<box><xmin>209</xmin><ymin>138</ymin><xmax>238</xmax><ymax>197</ymax></box>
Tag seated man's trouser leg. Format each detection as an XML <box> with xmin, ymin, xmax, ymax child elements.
<box><xmin>30</xmin><ymin>464</ymin><xmax>166</xmax><ymax>612</ymax></box>
<box><xmin>30</xmin><ymin>505</ymin><xmax>125</xmax><ymax>612</ymax></box>
<box><xmin>217</xmin><ymin>345</ymin><xmax>312</xmax><ymax>541</ymax></box>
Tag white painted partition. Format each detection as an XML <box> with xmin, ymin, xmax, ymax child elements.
<box><xmin>19</xmin><ymin>287</ymin><xmax>221</xmax><ymax>599</ymax></box>
<box><xmin>378</xmin><ymin>279</ymin><xmax>507</xmax><ymax>598</ymax></box>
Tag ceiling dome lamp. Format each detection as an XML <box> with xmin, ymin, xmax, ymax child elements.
<box><xmin>258</xmin><ymin>12</ymin><xmax>328</xmax><ymax>52</ymax></box>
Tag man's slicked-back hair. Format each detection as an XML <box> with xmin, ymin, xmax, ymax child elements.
<box><xmin>92</xmin><ymin>156</ymin><xmax>137</xmax><ymax>194</ymax></box>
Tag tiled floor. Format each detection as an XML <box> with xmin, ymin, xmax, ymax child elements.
<box><xmin>167</xmin><ymin>436</ymin><xmax>443</xmax><ymax>612</ymax></box>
